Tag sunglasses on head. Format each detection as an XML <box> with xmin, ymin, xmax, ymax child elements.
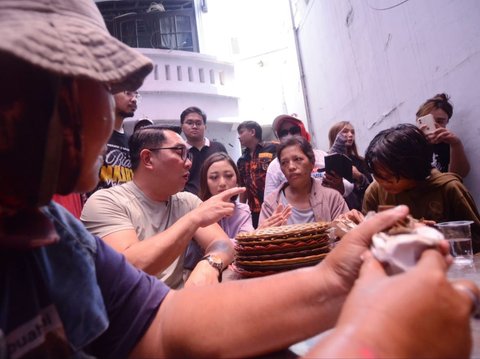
<box><xmin>278</xmin><ymin>125</ymin><xmax>301</xmax><ymax>138</ymax></box>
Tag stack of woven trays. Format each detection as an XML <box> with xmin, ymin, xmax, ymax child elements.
<box><xmin>233</xmin><ymin>221</ymin><xmax>331</xmax><ymax>278</ymax></box>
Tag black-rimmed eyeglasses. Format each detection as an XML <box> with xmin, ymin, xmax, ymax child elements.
<box><xmin>278</xmin><ymin>125</ymin><xmax>301</xmax><ymax>138</ymax></box>
<box><xmin>148</xmin><ymin>146</ymin><xmax>193</xmax><ymax>162</ymax></box>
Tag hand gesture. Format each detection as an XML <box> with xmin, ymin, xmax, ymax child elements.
<box><xmin>258</xmin><ymin>204</ymin><xmax>292</xmax><ymax>229</ymax></box>
<box><xmin>329</xmin><ymin>129</ymin><xmax>348</xmax><ymax>154</ymax></box>
<box><xmin>193</xmin><ymin>187</ymin><xmax>246</xmax><ymax>228</ymax></box>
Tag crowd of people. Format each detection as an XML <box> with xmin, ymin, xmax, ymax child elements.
<box><xmin>2</xmin><ymin>0</ymin><xmax>480</xmax><ymax>358</ymax></box>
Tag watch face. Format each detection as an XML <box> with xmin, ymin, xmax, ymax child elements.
<box><xmin>209</xmin><ymin>255</ymin><xmax>222</xmax><ymax>265</ymax></box>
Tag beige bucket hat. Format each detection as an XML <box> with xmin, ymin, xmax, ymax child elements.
<box><xmin>0</xmin><ymin>0</ymin><xmax>153</xmax><ymax>92</ymax></box>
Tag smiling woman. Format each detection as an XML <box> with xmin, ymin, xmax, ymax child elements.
<box><xmin>260</xmin><ymin>136</ymin><xmax>349</xmax><ymax>226</ymax></box>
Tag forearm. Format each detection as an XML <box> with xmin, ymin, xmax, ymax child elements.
<box><xmin>131</xmin><ymin>206</ymin><xmax>414</xmax><ymax>359</ymax></box>
<box><xmin>184</xmin><ymin>226</ymin><xmax>235</xmax><ymax>287</ymax></box>
<box><xmin>195</xmin><ymin>224</ymin><xmax>234</xmax><ymax>264</ymax></box>
<box><xmin>204</xmin><ymin>237</ymin><xmax>234</xmax><ymax>265</ymax></box>
<box><xmin>122</xmin><ymin>214</ymin><xmax>201</xmax><ymax>275</ymax></box>
<box><xmin>159</xmin><ymin>265</ymin><xmax>346</xmax><ymax>358</ymax></box>
<box><xmin>449</xmin><ymin>142</ymin><xmax>470</xmax><ymax>177</ymax></box>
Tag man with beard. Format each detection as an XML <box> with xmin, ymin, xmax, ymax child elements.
<box><xmin>89</xmin><ymin>90</ymin><xmax>140</xmax><ymax>194</ymax></box>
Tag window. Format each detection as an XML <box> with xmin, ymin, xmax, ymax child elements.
<box><xmin>100</xmin><ymin>3</ymin><xmax>199</xmax><ymax>52</ymax></box>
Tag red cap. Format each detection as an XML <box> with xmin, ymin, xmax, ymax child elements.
<box><xmin>272</xmin><ymin>114</ymin><xmax>311</xmax><ymax>142</ymax></box>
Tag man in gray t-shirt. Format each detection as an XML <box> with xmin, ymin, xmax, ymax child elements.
<box><xmin>82</xmin><ymin>126</ymin><xmax>241</xmax><ymax>289</ymax></box>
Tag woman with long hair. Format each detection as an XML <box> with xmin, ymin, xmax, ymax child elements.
<box><xmin>200</xmin><ymin>152</ymin><xmax>292</xmax><ymax>236</ymax></box>
<box><xmin>328</xmin><ymin>121</ymin><xmax>372</xmax><ymax>210</ymax></box>
<box><xmin>199</xmin><ymin>152</ymin><xmax>254</xmax><ymax>237</ymax></box>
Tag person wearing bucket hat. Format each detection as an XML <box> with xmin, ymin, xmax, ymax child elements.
<box><xmin>265</xmin><ymin>114</ymin><xmax>354</xmax><ymax>199</ymax></box>
<box><xmin>1</xmin><ymin>1</ymin><xmax>478</xmax><ymax>358</ymax></box>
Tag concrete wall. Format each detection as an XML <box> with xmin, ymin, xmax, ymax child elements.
<box><xmin>198</xmin><ymin>0</ymin><xmax>306</xmax><ymax>127</ymax></box>
<box><xmin>292</xmin><ymin>0</ymin><xmax>480</xmax><ymax>205</ymax></box>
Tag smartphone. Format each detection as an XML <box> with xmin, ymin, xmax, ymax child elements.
<box><xmin>416</xmin><ymin>114</ymin><xmax>436</xmax><ymax>134</ymax></box>
<box><xmin>324</xmin><ymin>153</ymin><xmax>353</xmax><ymax>182</ymax></box>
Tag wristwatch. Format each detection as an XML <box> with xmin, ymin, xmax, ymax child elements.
<box><xmin>200</xmin><ymin>254</ymin><xmax>224</xmax><ymax>282</ymax></box>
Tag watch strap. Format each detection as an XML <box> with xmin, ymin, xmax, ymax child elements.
<box><xmin>200</xmin><ymin>255</ymin><xmax>223</xmax><ymax>282</ymax></box>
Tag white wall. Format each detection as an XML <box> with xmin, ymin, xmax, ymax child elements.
<box><xmin>198</xmin><ymin>0</ymin><xmax>306</xmax><ymax>126</ymax></box>
<box><xmin>293</xmin><ymin>0</ymin><xmax>480</xmax><ymax>205</ymax></box>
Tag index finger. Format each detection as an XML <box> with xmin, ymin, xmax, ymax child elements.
<box><xmin>216</xmin><ymin>186</ymin><xmax>246</xmax><ymax>200</ymax></box>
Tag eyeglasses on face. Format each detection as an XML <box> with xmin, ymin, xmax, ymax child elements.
<box><xmin>124</xmin><ymin>91</ymin><xmax>141</xmax><ymax>101</ymax></box>
<box><xmin>183</xmin><ymin>120</ymin><xmax>204</xmax><ymax>128</ymax></box>
<box><xmin>148</xmin><ymin>146</ymin><xmax>193</xmax><ymax>162</ymax></box>
<box><xmin>278</xmin><ymin>125</ymin><xmax>301</xmax><ymax>138</ymax></box>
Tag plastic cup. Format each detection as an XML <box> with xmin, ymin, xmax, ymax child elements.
<box><xmin>435</xmin><ymin>221</ymin><xmax>474</xmax><ymax>265</ymax></box>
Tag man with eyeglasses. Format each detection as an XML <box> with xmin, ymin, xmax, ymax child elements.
<box><xmin>180</xmin><ymin>106</ymin><xmax>227</xmax><ymax>195</ymax></box>
<box><xmin>88</xmin><ymin>90</ymin><xmax>141</xmax><ymax>195</ymax></box>
<box><xmin>264</xmin><ymin>114</ymin><xmax>354</xmax><ymax>200</ymax></box>
<box><xmin>82</xmin><ymin>125</ymin><xmax>238</xmax><ymax>289</ymax></box>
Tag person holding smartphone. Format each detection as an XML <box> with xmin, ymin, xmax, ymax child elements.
<box><xmin>328</xmin><ymin>121</ymin><xmax>373</xmax><ymax>211</ymax></box>
<box><xmin>416</xmin><ymin>93</ymin><xmax>470</xmax><ymax>177</ymax></box>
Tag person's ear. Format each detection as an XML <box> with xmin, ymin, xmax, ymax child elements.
<box><xmin>140</xmin><ymin>149</ymin><xmax>155</xmax><ymax>169</ymax></box>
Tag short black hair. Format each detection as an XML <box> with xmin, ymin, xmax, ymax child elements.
<box><xmin>133</xmin><ymin>118</ymin><xmax>154</xmax><ymax>132</ymax></box>
<box><xmin>129</xmin><ymin>125</ymin><xmax>181</xmax><ymax>171</ymax></box>
<box><xmin>277</xmin><ymin>135</ymin><xmax>315</xmax><ymax>165</ymax></box>
<box><xmin>180</xmin><ymin>106</ymin><xmax>207</xmax><ymax>124</ymax></box>
<box><xmin>237</xmin><ymin>121</ymin><xmax>262</xmax><ymax>141</ymax></box>
<box><xmin>365</xmin><ymin>124</ymin><xmax>433</xmax><ymax>181</ymax></box>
